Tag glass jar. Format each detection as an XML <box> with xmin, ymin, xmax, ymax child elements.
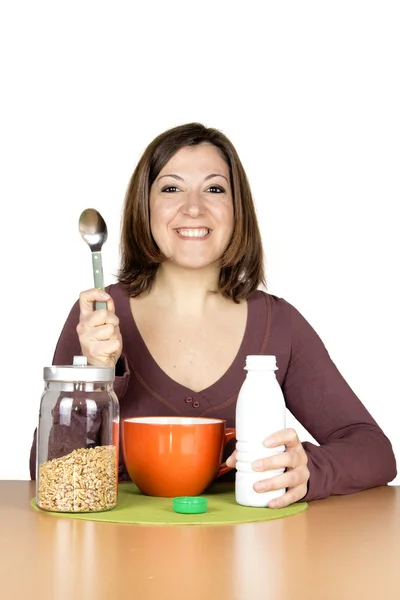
<box><xmin>36</xmin><ymin>355</ymin><xmax>119</xmax><ymax>513</ymax></box>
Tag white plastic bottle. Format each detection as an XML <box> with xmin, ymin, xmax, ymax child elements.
<box><xmin>235</xmin><ymin>355</ymin><xmax>286</xmax><ymax>507</ymax></box>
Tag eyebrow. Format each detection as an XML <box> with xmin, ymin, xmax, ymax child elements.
<box><xmin>157</xmin><ymin>173</ymin><xmax>229</xmax><ymax>183</ymax></box>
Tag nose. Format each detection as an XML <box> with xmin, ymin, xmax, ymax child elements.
<box><xmin>181</xmin><ymin>191</ymin><xmax>205</xmax><ymax>218</ymax></box>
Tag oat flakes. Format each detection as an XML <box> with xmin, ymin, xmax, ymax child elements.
<box><xmin>37</xmin><ymin>445</ymin><xmax>117</xmax><ymax>512</ymax></box>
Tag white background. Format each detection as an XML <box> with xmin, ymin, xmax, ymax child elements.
<box><xmin>0</xmin><ymin>1</ymin><xmax>398</xmax><ymax>482</ymax></box>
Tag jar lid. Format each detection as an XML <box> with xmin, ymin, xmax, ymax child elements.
<box><xmin>172</xmin><ymin>497</ymin><xmax>208</xmax><ymax>514</ymax></box>
<box><xmin>245</xmin><ymin>355</ymin><xmax>277</xmax><ymax>371</ymax></box>
<box><xmin>43</xmin><ymin>356</ymin><xmax>115</xmax><ymax>383</ymax></box>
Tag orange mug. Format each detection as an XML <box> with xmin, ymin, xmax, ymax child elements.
<box><xmin>121</xmin><ymin>416</ymin><xmax>236</xmax><ymax>497</ymax></box>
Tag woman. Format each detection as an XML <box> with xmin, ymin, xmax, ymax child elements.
<box><xmin>29</xmin><ymin>122</ymin><xmax>396</xmax><ymax>508</ymax></box>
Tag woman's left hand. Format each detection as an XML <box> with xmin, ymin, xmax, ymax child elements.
<box><xmin>226</xmin><ymin>428</ymin><xmax>310</xmax><ymax>508</ymax></box>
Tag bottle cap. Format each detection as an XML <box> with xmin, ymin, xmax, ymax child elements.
<box><xmin>245</xmin><ymin>355</ymin><xmax>277</xmax><ymax>371</ymax></box>
<box><xmin>172</xmin><ymin>497</ymin><xmax>208</xmax><ymax>514</ymax></box>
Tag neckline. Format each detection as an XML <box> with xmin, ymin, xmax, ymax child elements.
<box><xmin>122</xmin><ymin>290</ymin><xmax>256</xmax><ymax>399</ymax></box>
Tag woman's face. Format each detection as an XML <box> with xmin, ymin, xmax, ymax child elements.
<box><xmin>149</xmin><ymin>143</ymin><xmax>234</xmax><ymax>270</ymax></box>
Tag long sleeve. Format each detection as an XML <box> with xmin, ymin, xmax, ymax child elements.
<box><xmin>29</xmin><ymin>290</ymin><xmax>130</xmax><ymax>479</ymax></box>
<box><xmin>282</xmin><ymin>303</ymin><xmax>397</xmax><ymax>501</ymax></box>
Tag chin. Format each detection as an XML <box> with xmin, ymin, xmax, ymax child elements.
<box><xmin>172</xmin><ymin>260</ymin><xmax>215</xmax><ymax>270</ymax></box>
<box><xmin>169</xmin><ymin>255</ymin><xmax>220</xmax><ymax>270</ymax></box>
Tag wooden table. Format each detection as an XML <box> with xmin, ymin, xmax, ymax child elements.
<box><xmin>1</xmin><ymin>482</ymin><xmax>399</xmax><ymax>600</ymax></box>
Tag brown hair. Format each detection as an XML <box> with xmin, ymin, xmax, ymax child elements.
<box><xmin>118</xmin><ymin>122</ymin><xmax>265</xmax><ymax>302</ymax></box>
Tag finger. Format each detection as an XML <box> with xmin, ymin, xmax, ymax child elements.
<box><xmin>77</xmin><ymin>311</ymin><xmax>106</xmax><ymax>337</ymax></box>
<box><xmin>105</xmin><ymin>296</ymin><xmax>116</xmax><ymax>315</ymax></box>
<box><xmin>268</xmin><ymin>484</ymin><xmax>308</xmax><ymax>509</ymax></box>
<box><xmin>92</xmin><ymin>323</ymin><xmax>117</xmax><ymax>341</ymax></box>
<box><xmin>254</xmin><ymin>465</ymin><xmax>309</xmax><ymax>493</ymax></box>
<box><xmin>252</xmin><ymin>449</ymin><xmax>299</xmax><ymax>472</ymax></box>
<box><xmin>79</xmin><ymin>309</ymin><xmax>119</xmax><ymax>330</ymax></box>
<box><xmin>87</xmin><ymin>338</ymin><xmax>122</xmax><ymax>359</ymax></box>
<box><xmin>226</xmin><ymin>450</ymin><xmax>237</xmax><ymax>468</ymax></box>
<box><xmin>79</xmin><ymin>289</ymin><xmax>111</xmax><ymax>316</ymax></box>
<box><xmin>264</xmin><ymin>428</ymin><xmax>299</xmax><ymax>449</ymax></box>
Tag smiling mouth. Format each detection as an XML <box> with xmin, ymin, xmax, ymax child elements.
<box><xmin>174</xmin><ymin>227</ymin><xmax>212</xmax><ymax>240</ymax></box>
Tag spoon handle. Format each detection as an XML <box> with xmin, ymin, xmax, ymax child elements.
<box><xmin>91</xmin><ymin>251</ymin><xmax>107</xmax><ymax>310</ymax></box>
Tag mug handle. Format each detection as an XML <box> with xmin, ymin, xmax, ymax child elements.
<box><xmin>216</xmin><ymin>427</ymin><xmax>236</xmax><ymax>478</ymax></box>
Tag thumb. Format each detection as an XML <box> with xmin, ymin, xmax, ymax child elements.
<box><xmin>79</xmin><ymin>288</ymin><xmax>111</xmax><ymax>316</ymax></box>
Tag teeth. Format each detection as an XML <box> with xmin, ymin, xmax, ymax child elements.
<box><xmin>177</xmin><ymin>228</ymin><xmax>210</xmax><ymax>237</ymax></box>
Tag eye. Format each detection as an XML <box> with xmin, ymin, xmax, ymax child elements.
<box><xmin>161</xmin><ymin>186</ymin><xmax>180</xmax><ymax>193</ymax></box>
<box><xmin>206</xmin><ymin>185</ymin><xmax>225</xmax><ymax>193</ymax></box>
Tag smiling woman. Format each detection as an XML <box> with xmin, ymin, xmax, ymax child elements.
<box><xmin>29</xmin><ymin>122</ymin><xmax>397</xmax><ymax>509</ymax></box>
<box><xmin>118</xmin><ymin>123</ymin><xmax>264</xmax><ymax>301</ymax></box>
<box><xmin>148</xmin><ymin>145</ymin><xmax>235</xmax><ymax>270</ymax></box>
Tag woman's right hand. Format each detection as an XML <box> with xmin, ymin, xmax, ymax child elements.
<box><xmin>76</xmin><ymin>288</ymin><xmax>123</xmax><ymax>367</ymax></box>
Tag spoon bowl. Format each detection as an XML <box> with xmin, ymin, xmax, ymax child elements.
<box><xmin>79</xmin><ymin>208</ymin><xmax>108</xmax><ymax>310</ymax></box>
<box><xmin>79</xmin><ymin>208</ymin><xmax>108</xmax><ymax>251</ymax></box>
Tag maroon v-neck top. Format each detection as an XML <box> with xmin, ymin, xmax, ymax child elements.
<box><xmin>29</xmin><ymin>283</ymin><xmax>396</xmax><ymax>501</ymax></box>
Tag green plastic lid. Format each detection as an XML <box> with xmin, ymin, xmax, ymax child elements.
<box><xmin>172</xmin><ymin>496</ymin><xmax>208</xmax><ymax>514</ymax></box>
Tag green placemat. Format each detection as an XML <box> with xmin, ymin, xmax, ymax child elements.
<box><xmin>31</xmin><ymin>483</ymin><xmax>307</xmax><ymax>525</ymax></box>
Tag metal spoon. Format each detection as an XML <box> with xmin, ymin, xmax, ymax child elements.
<box><xmin>78</xmin><ymin>208</ymin><xmax>108</xmax><ymax>310</ymax></box>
